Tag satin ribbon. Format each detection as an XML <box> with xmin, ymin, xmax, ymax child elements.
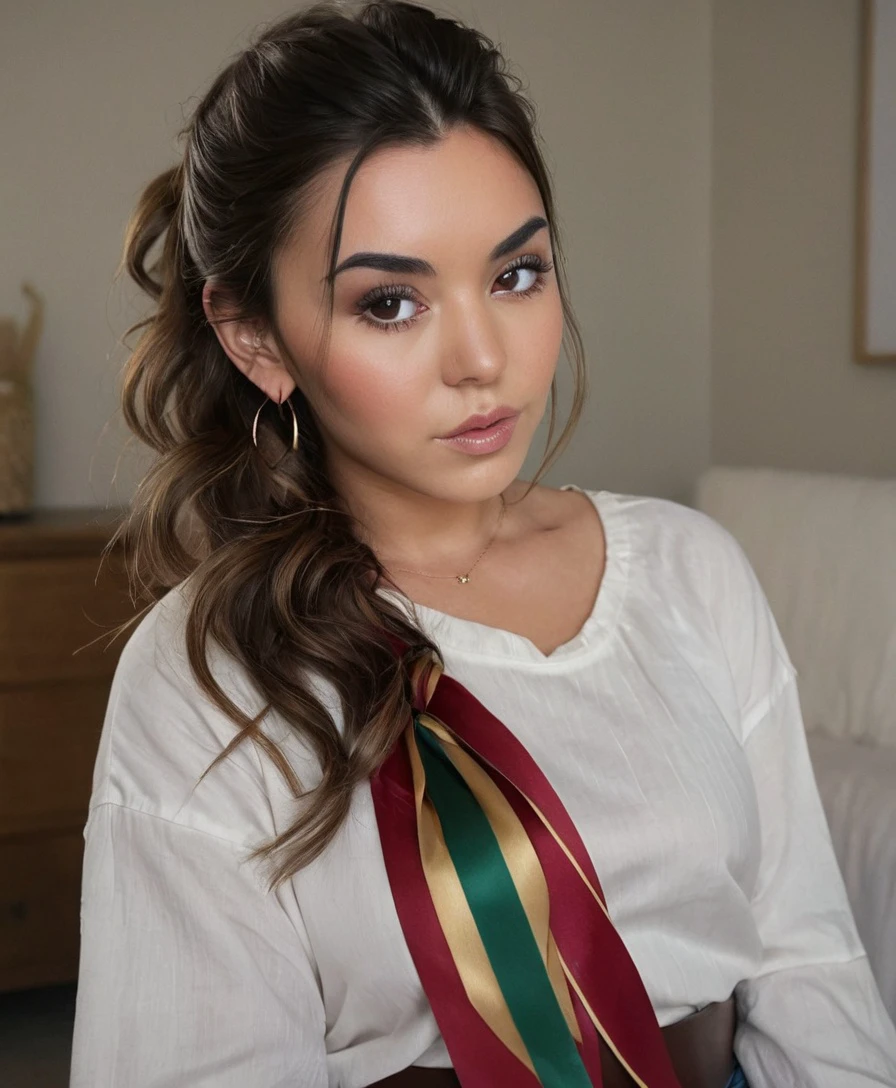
<box><xmin>370</xmin><ymin>638</ymin><xmax>683</xmax><ymax>1088</ymax></box>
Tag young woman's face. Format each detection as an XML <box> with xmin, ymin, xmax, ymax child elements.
<box><xmin>271</xmin><ymin>125</ymin><xmax>564</xmax><ymax>506</ymax></box>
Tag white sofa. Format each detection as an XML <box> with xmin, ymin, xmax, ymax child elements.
<box><xmin>694</xmin><ymin>464</ymin><xmax>896</xmax><ymax>1024</ymax></box>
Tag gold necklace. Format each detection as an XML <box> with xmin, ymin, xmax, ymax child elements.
<box><xmin>384</xmin><ymin>493</ymin><xmax>507</xmax><ymax>584</ymax></box>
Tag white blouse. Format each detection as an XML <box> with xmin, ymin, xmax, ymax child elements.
<box><xmin>69</xmin><ymin>486</ymin><xmax>896</xmax><ymax>1088</ymax></box>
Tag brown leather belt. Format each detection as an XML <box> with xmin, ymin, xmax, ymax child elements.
<box><xmin>369</xmin><ymin>995</ymin><xmax>736</xmax><ymax>1088</ymax></box>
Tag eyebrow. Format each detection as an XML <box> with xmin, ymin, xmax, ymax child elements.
<box><xmin>327</xmin><ymin>215</ymin><xmax>549</xmax><ymax>281</ymax></box>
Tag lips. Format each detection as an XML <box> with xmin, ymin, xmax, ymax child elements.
<box><xmin>443</xmin><ymin>406</ymin><xmax>518</xmax><ymax>438</ymax></box>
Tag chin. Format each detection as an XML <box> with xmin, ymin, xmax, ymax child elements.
<box><xmin>418</xmin><ymin>463</ymin><xmax>526</xmax><ymax>503</ymax></box>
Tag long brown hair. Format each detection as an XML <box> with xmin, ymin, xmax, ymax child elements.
<box><xmin>111</xmin><ymin>0</ymin><xmax>588</xmax><ymax>886</ymax></box>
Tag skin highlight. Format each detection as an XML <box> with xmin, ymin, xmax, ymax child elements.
<box><xmin>204</xmin><ymin>125</ymin><xmax>564</xmax><ymax>576</ymax></box>
<box><xmin>115</xmin><ymin>1</ymin><xmax>592</xmax><ymax>879</ymax></box>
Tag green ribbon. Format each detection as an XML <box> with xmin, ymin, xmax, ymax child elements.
<box><xmin>414</xmin><ymin>717</ymin><xmax>593</xmax><ymax>1087</ymax></box>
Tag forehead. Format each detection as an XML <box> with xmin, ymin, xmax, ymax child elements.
<box><xmin>289</xmin><ymin>126</ymin><xmax>545</xmax><ymax>271</ymax></box>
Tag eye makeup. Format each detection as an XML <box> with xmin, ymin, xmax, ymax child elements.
<box><xmin>353</xmin><ymin>253</ymin><xmax>555</xmax><ymax>334</ymax></box>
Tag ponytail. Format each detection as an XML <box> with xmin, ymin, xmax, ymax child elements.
<box><xmin>107</xmin><ymin>1</ymin><xmax>588</xmax><ymax>885</ymax></box>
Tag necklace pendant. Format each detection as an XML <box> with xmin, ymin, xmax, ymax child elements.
<box><xmin>456</xmin><ymin>574</ymin><xmax>470</xmax><ymax>584</ymax></box>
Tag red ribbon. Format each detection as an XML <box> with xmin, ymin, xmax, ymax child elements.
<box><xmin>370</xmin><ymin>636</ymin><xmax>682</xmax><ymax>1087</ymax></box>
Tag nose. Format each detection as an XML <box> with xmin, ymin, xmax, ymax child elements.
<box><xmin>440</xmin><ymin>294</ymin><xmax>508</xmax><ymax>386</ymax></box>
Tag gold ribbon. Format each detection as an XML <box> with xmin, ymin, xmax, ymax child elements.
<box><xmin>407</xmin><ymin>654</ymin><xmax>581</xmax><ymax>1073</ymax></box>
<box><xmin>407</xmin><ymin>653</ymin><xmax>650</xmax><ymax>1088</ymax></box>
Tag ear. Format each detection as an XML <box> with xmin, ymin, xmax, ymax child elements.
<box><xmin>202</xmin><ymin>282</ymin><xmax>297</xmax><ymax>404</ymax></box>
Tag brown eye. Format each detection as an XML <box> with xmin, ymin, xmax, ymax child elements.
<box><xmin>367</xmin><ymin>296</ymin><xmax>416</xmax><ymax>323</ymax></box>
<box><xmin>497</xmin><ymin>266</ymin><xmax>539</xmax><ymax>292</ymax></box>
<box><xmin>494</xmin><ymin>255</ymin><xmax>554</xmax><ymax>296</ymax></box>
<box><xmin>356</xmin><ymin>284</ymin><xmax>420</xmax><ymax>332</ymax></box>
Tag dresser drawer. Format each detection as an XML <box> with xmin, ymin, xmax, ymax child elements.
<box><xmin>0</xmin><ymin>681</ymin><xmax>109</xmax><ymax>837</ymax></box>
<box><xmin>0</xmin><ymin>510</ymin><xmax>132</xmax><ymax>992</ymax></box>
<box><xmin>0</xmin><ymin>553</ymin><xmax>133</xmax><ymax>685</ymax></box>
<box><xmin>0</xmin><ymin>830</ymin><xmax>83</xmax><ymax>991</ymax></box>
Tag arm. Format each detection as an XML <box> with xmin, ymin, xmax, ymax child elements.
<box><xmin>70</xmin><ymin>801</ymin><xmax>328</xmax><ymax>1088</ymax></box>
<box><xmin>697</xmin><ymin>515</ymin><xmax>896</xmax><ymax>1085</ymax></box>
<box><xmin>735</xmin><ymin>670</ymin><xmax>896</xmax><ymax>1086</ymax></box>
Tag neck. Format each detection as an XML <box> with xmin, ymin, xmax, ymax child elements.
<box><xmin>335</xmin><ymin>470</ymin><xmax>515</xmax><ymax>573</ymax></box>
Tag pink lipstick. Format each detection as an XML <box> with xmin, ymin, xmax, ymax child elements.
<box><xmin>437</xmin><ymin>411</ymin><xmax>520</xmax><ymax>455</ymax></box>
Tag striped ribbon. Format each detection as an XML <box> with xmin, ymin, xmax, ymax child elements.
<box><xmin>370</xmin><ymin>641</ymin><xmax>683</xmax><ymax>1088</ymax></box>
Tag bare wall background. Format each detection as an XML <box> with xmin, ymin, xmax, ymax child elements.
<box><xmin>712</xmin><ymin>0</ymin><xmax>896</xmax><ymax>477</ymax></box>
<box><xmin>12</xmin><ymin>2</ymin><xmax>895</xmax><ymax>509</ymax></box>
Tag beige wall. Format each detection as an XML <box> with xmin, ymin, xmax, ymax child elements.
<box><xmin>0</xmin><ymin>0</ymin><xmax>712</xmax><ymax>510</ymax></box>
<box><xmin>469</xmin><ymin>1</ymin><xmax>712</xmax><ymax>505</ymax></box>
<box><xmin>712</xmin><ymin>0</ymin><xmax>896</xmax><ymax>478</ymax></box>
<box><xmin>10</xmin><ymin>3</ymin><xmax>893</xmax><ymax>513</ymax></box>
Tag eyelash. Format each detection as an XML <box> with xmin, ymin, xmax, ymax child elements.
<box><xmin>354</xmin><ymin>253</ymin><xmax>555</xmax><ymax>334</ymax></box>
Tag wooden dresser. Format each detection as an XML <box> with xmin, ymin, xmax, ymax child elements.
<box><xmin>0</xmin><ymin>508</ymin><xmax>137</xmax><ymax>992</ymax></box>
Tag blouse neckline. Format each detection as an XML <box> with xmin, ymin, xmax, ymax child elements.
<box><xmin>375</xmin><ymin>486</ymin><xmax>631</xmax><ymax>668</ymax></box>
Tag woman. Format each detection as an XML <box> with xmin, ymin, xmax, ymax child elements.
<box><xmin>70</xmin><ymin>2</ymin><xmax>896</xmax><ymax>1086</ymax></box>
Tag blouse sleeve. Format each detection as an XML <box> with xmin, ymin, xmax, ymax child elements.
<box><xmin>68</xmin><ymin>588</ymin><xmax>330</xmax><ymax>1087</ymax></box>
<box><xmin>69</xmin><ymin>801</ymin><xmax>328</xmax><ymax>1088</ymax></box>
<box><xmin>735</xmin><ymin>670</ymin><xmax>896</xmax><ymax>1086</ymax></box>
<box><xmin>699</xmin><ymin>515</ymin><xmax>896</xmax><ymax>1084</ymax></box>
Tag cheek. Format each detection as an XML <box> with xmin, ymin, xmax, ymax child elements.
<box><xmin>301</xmin><ymin>287</ymin><xmax>564</xmax><ymax>435</ymax></box>
<box><xmin>317</xmin><ymin>345</ymin><xmax>423</xmax><ymax>435</ymax></box>
<box><xmin>517</xmin><ymin>289</ymin><xmax>564</xmax><ymax>385</ymax></box>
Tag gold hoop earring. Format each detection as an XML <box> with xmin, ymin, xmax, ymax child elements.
<box><xmin>252</xmin><ymin>396</ymin><xmax>299</xmax><ymax>452</ymax></box>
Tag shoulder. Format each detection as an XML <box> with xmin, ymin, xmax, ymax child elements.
<box><xmin>562</xmin><ymin>485</ymin><xmax>797</xmax><ymax>732</ymax></box>
<box><xmin>523</xmin><ymin>480</ymin><xmax>750</xmax><ymax>596</ymax></box>
<box><xmin>605</xmin><ymin>486</ymin><xmax>791</xmax><ymax>633</ymax></box>
<box><xmin>647</xmin><ymin>490</ymin><xmax>797</xmax><ymax>732</ymax></box>
<box><xmin>547</xmin><ymin>482</ymin><xmax>741</xmax><ymax>574</ymax></box>
<box><xmin>91</xmin><ymin>577</ymin><xmax>330</xmax><ymax>845</ymax></box>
